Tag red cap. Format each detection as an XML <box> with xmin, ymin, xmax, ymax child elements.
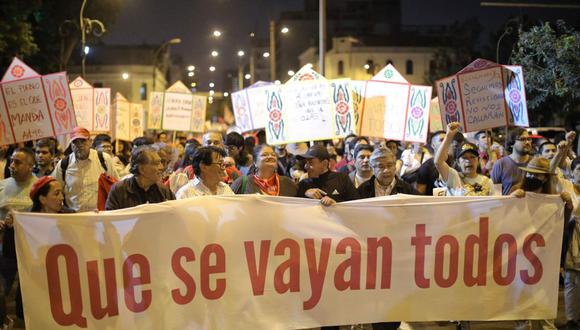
<box><xmin>29</xmin><ymin>176</ymin><xmax>56</xmax><ymax>200</ymax></box>
<box><xmin>70</xmin><ymin>127</ymin><xmax>91</xmax><ymax>142</ymax></box>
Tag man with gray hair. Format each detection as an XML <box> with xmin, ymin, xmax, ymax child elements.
<box><xmin>358</xmin><ymin>147</ymin><xmax>418</xmax><ymax>198</ymax></box>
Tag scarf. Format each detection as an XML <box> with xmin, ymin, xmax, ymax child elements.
<box><xmin>253</xmin><ymin>174</ymin><xmax>280</xmax><ymax>196</ymax></box>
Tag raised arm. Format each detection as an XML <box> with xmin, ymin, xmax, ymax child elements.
<box><xmin>434</xmin><ymin>122</ymin><xmax>460</xmax><ymax>182</ymax></box>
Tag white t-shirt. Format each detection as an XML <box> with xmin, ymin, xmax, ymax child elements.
<box><xmin>446</xmin><ymin>167</ymin><xmax>493</xmax><ymax>196</ymax></box>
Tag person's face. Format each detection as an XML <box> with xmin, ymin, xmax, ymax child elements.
<box><xmin>96</xmin><ymin>141</ymin><xmax>113</xmax><ymax>156</ymax></box>
<box><xmin>9</xmin><ymin>151</ymin><xmax>33</xmax><ymax>182</ymax></box>
<box><xmin>223</xmin><ymin>156</ymin><xmax>236</xmax><ymax>168</ymax></box>
<box><xmin>372</xmin><ymin>155</ymin><xmax>396</xmax><ymax>186</ymax></box>
<box><xmin>139</xmin><ymin>152</ymin><xmax>164</xmax><ymax>183</ymax></box>
<box><xmin>355</xmin><ymin>149</ymin><xmax>372</xmax><ymax>172</ymax></box>
<box><xmin>256</xmin><ymin>146</ymin><xmax>277</xmax><ymax>172</ymax></box>
<box><xmin>201</xmin><ymin>152</ymin><xmax>226</xmax><ymax>181</ymax></box>
<box><xmin>476</xmin><ymin>133</ymin><xmax>489</xmax><ymax>150</ymax></box>
<box><xmin>71</xmin><ymin>138</ymin><xmax>91</xmax><ymax>160</ymax></box>
<box><xmin>513</xmin><ymin>131</ymin><xmax>532</xmax><ymax>155</ymax></box>
<box><xmin>386</xmin><ymin>142</ymin><xmax>398</xmax><ymax>156</ymax></box>
<box><xmin>459</xmin><ymin>152</ymin><xmax>478</xmax><ymax>175</ymax></box>
<box><xmin>157</xmin><ymin>150</ymin><xmax>172</xmax><ymax>171</ymax></box>
<box><xmin>158</xmin><ymin>133</ymin><xmax>168</xmax><ymax>143</ymax></box>
<box><xmin>275</xmin><ymin>144</ymin><xmax>287</xmax><ymax>157</ymax></box>
<box><xmin>39</xmin><ymin>181</ymin><xmax>64</xmax><ymax>213</ymax></box>
<box><xmin>305</xmin><ymin>158</ymin><xmax>328</xmax><ymax>178</ymax></box>
<box><xmin>226</xmin><ymin>144</ymin><xmax>240</xmax><ymax>159</ymax></box>
<box><xmin>35</xmin><ymin>146</ymin><xmax>53</xmax><ymax>166</ymax></box>
<box><xmin>175</xmin><ymin>143</ymin><xmax>185</xmax><ymax>157</ymax></box>
<box><xmin>203</xmin><ymin>133</ymin><xmax>224</xmax><ymax>149</ymax></box>
<box><xmin>540</xmin><ymin>144</ymin><xmax>557</xmax><ymax>160</ymax></box>
<box><xmin>430</xmin><ymin>133</ymin><xmax>446</xmax><ymax>152</ymax></box>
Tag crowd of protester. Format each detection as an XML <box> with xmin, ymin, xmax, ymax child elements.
<box><xmin>0</xmin><ymin>123</ymin><xmax>577</xmax><ymax>330</ymax></box>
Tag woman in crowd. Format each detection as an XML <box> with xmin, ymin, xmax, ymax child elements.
<box><xmin>435</xmin><ymin>122</ymin><xmax>493</xmax><ymax>196</ymax></box>
<box><xmin>231</xmin><ymin>144</ymin><xmax>297</xmax><ymax>196</ymax></box>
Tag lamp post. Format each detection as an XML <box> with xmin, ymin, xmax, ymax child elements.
<box><xmin>152</xmin><ymin>38</ymin><xmax>181</xmax><ymax>91</ymax></box>
<box><xmin>80</xmin><ymin>0</ymin><xmax>106</xmax><ymax>78</ymax></box>
<box><xmin>237</xmin><ymin>50</ymin><xmax>245</xmax><ymax>90</ymax></box>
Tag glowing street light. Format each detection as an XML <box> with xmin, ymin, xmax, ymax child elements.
<box><xmin>209</xmin><ymin>82</ymin><xmax>215</xmax><ymax>88</ymax></box>
<box><xmin>223</xmin><ymin>92</ymin><xmax>229</xmax><ymax>97</ymax></box>
<box><xmin>84</xmin><ymin>46</ymin><xmax>90</xmax><ymax>55</ymax></box>
<box><xmin>190</xmin><ymin>82</ymin><xmax>197</xmax><ymax>87</ymax></box>
<box><xmin>209</xmin><ymin>90</ymin><xmax>215</xmax><ymax>96</ymax></box>
<box><xmin>209</xmin><ymin>66</ymin><xmax>216</xmax><ymax>72</ymax></box>
<box><xmin>213</xmin><ymin>30</ymin><xmax>221</xmax><ymax>37</ymax></box>
<box><xmin>280</xmin><ymin>26</ymin><xmax>289</xmax><ymax>34</ymax></box>
<box><xmin>244</xmin><ymin>73</ymin><xmax>251</xmax><ymax>80</ymax></box>
<box><xmin>188</xmin><ymin>71</ymin><xmax>194</xmax><ymax>77</ymax></box>
<box><xmin>363</xmin><ymin>64</ymin><xmax>370</xmax><ymax>70</ymax></box>
<box><xmin>237</xmin><ymin>50</ymin><xmax>245</xmax><ymax>57</ymax></box>
<box><xmin>211</xmin><ymin>50</ymin><xmax>219</xmax><ymax>57</ymax></box>
<box><xmin>262</xmin><ymin>52</ymin><xmax>270</xmax><ymax>58</ymax></box>
<box><xmin>287</xmin><ymin>70</ymin><xmax>295</xmax><ymax>76</ymax></box>
<box><xmin>187</xmin><ymin>65</ymin><xmax>195</xmax><ymax>71</ymax></box>
<box><xmin>122</xmin><ymin>72</ymin><xmax>130</xmax><ymax>80</ymax></box>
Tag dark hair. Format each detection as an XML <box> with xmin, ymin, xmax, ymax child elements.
<box><xmin>353</xmin><ymin>143</ymin><xmax>374</xmax><ymax>159</ymax></box>
<box><xmin>428</xmin><ymin>130</ymin><xmax>446</xmax><ymax>145</ymax></box>
<box><xmin>114</xmin><ymin>140</ymin><xmax>132</xmax><ymax>165</ymax></box>
<box><xmin>347</xmin><ymin>136</ymin><xmax>370</xmax><ymax>154</ymax></box>
<box><xmin>244</xmin><ymin>136</ymin><xmax>256</xmax><ymax>156</ymax></box>
<box><xmin>225</xmin><ymin>132</ymin><xmax>245</xmax><ymax>148</ymax></box>
<box><xmin>191</xmin><ymin>146</ymin><xmax>226</xmax><ymax>177</ymax></box>
<box><xmin>13</xmin><ymin>147</ymin><xmax>35</xmax><ymax>164</ymax></box>
<box><xmin>35</xmin><ymin>138</ymin><xmax>56</xmax><ymax>155</ymax></box>
<box><xmin>538</xmin><ymin>141</ymin><xmax>556</xmax><ymax>154</ymax></box>
<box><xmin>30</xmin><ymin>180</ymin><xmax>56</xmax><ymax>212</ymax></box>
<box><xmin>182</xmin><ymin>142</ymin><xmax>199</xmax><ymax>168</ymax></box>
<box><xmin>252</xmin><ymin>144</ymin><xmax>275</xmax><ymax>164</ymax></box>
<box><xmin>92</xmin><ymin>134</ymin><xmax>112</xmax><ymax>148</ymax></box>
<box><xmin>129</xmin><ymin>146</ymin><xmax>157</xmax><ymax>175</ymax></box>
<box><xmin>157</xmin><ymin>131</ymin><xmax>168</xmax><ymax>139</ymax></box>
<box><xmin>256</xmin><ymin>130</ymin><xmax>267</xmax><ymax>145</ymax></box>
<box><xmin>507</xmin><ymin>127</ymin><xmax>527</xmax><ymax>152</ymax></box>
<box><xmin>132</xmin><ymin>136</ymin><xmax>154</xmax><ymax>148</ymax></box>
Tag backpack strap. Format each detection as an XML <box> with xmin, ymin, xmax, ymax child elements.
<box><xmin>97</xmin><ymin>150</ymin><xmax>108</xmax><ymax>172</ymax></box>
<box><xmin>60</xmin><ymin>154</ymin><xmax>70</xmax><ymax>182</ymax></box>
<box><xmin>241</xmin><ymin>175</ymin><xmax>248</xmax><ymax>193</ymax></box>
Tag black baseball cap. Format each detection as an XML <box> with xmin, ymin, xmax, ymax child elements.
<box><xmin>456</xmin><ymin>142</ymin><xmax>479</xmax><ymax>159</ymax></box>
<box><xmin>297</xmin><ymin>144</ymin><xmax>330</xmax><ymax>161</ymax></box>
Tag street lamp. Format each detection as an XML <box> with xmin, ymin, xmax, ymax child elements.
<box><xmin>213</xmin><ymin>30</ymin><xmax>222</xmax><ymax>38</ymax></box>
<box><xmin>187</xmin><ymin>65</ymin><xmax>195</xmax><ymax>71</ymax></box>
<box><xmin>269</xmin><ymin>21</ymin><xmax>290</xmax><ymax>81</ymax></box>
<box><xmin>237</xmin><ymin>50</ymin><xmax>245</xmax><ymax>57</ymax></box>
<box><xmin>122</xmin><ymin>72</ymin><xmax>130</xmax><ymax>80</ymax></box>
<box><xmin>152</xmin><ymin>37</ymin><xmax>181</xmax><ymax>90</ymax></box>
<box><xmin>280</xmin><ymin>26</ymin><xmax>289</xmax><ymax>34</ymax></box>
<box><xmin>262</xmin><ymin>52</ymin><xmax>270</xmax><ymax>58</ymax></box>
<box><xmin>209</xmin><ymin>66</ymin><xmax>216</xmax><ymax>72</ymax></box>
<box><xmin>211</xmin><ymin>50</ymin><xmax>219</xmax><ymax>57</ymax></box>
<box><xmin>80</xmin><ymin>0</ymin><xmax>106</xmax><ymax>78</ymax></box>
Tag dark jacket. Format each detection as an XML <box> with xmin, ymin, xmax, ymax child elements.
<box><xmin>106</xmin><ymin>176</ymin><xmax>175</xmax><ymax>210</ymax></box>
<box><xmin>296</xmin><ymin>171</ymin><xmax>359</xmax><ymax>202</ymax></box>
<box><xmin>357</xmin><ymin>175</ymin><xmax>420</xmax><ymax>199</ymax></box>
<box><xmin>231</xmin><ymin>174</ymin><xmax>297</xmax><ymax>197</ymax></box>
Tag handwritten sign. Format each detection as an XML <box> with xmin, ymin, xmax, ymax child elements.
<box><xmin>129</xmin><ymin>103</ymin><xmax>144</xmax><ymax>141</ymax></box>
<box><xmin>350</xmin><ymin>81</ymin><xmax>366</xmax><ymax>132</ymax></box>
<box><xmin>69</xmin><ymin>77</ymin><xmax>111</xmax><ymax>132</ymax></box>
<box><xmin>436</xmin><ymin>58</ymin><xmax>529</xmax><ymax>132</ymax></box>
<box><xmin>329</xmin><ymin>79</ymin><xmax>357</xmax><ymax>136</ymax></box>
<box><xmin>282</xmin><ymin>80</ymin><xmax>333</xmax><ymax>142</ymax></box>
<box><xmin>0</xmin><ymin>58</ymin><xmax>76</xmax><ymax>145</ymax></box>
<box><xmin>404</xmin><ymin>86</ymin><xmax>432</xmax><ymax>142</ymax></box>
<box><xmin>149</xmin><ymin>81</ymin><xmax>207</xmax><ymax>132</ymax></box>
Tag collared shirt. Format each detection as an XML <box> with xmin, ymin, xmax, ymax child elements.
<box><xmin>33</xmin><ymin>165</ymin><xmax>55</xmax><ymax>178</ymax></box>
<box><xmin>374</xmin><ymin>177</ymin><xmax>397</xmax><ymax>197</ymax></box>
<box><xmin>105</xmin><ymin>176</ymin><xmax>175</xmax><ymax>210</ymax></box>
<box><xmin>0</xmin><ymin>175</ymin><xmax>37</xmax><ymax>220</ymax></box>
<box><xmin>53</xmin><ymin>149</ymin><xmax>119</xmax><ymax>212</ymax></box>
<box><xmin>176</xmin><ymin>177</ymin><xmax>234</xmax><ymax>199</ymax></box>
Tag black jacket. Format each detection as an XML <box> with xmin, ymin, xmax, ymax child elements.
<box><xmin>296</xmin><ymin>171</ymin><xmax>359</xmax><ymax>202</ymax></box>
<box><xmin>106</xmin><ymin>176</ymin><xmax>175</xmax><ymax>210</ymax></box>
<box><xmin>357</xmin><ymin>176</ymin><xmax>420</xmax><ymax>199</ymax></box>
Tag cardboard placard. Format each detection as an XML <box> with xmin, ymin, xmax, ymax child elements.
<box><xmin>69</xmin><ymin>77</ymin><xmax>111</xmax><ymax>132</ymax></box>
<box><xmin>436</xmin><ymin>58</ymin><xmax>529</xmax><ymax>132</ymax></box>
<box><xmin>0</xmin><ymin>58</ymin><xmax>77</xmax><ymax>145</ymax></box>
<box><xmin>150</xmin><ymin>81</ymin><xmax>207</xmax><ymax>132</ymax></box>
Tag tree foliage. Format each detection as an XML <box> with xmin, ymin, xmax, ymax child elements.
<box><xmin>511</xmin><ymin>20</ymin><xmax>580</xmax><ymax>125</ymax></box>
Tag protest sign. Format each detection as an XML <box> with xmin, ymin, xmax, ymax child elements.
<box><xmin>0</xmin><ymin>58</ymin><xmax>76</xmax><ymax>145</ymax></box>
<box><xmin>112</xmin><ymin>93</ymin><xmax>131</xmax><ymax>141</ymax></box>
<box><xmin>15</xmin><ymin>194</ymin><xmax>563</xmax><ymax>329</ymax></box>
<box><xmin>436</xmin><ymin>58</ymin><xmax>529</xmax><ymax>132</ymax></box>
<box><xmin>232</xmin><ymin>82</ymin><xmax>274</xmax><ymax>132</ymax></box>
<box><xmin>429</xmin><ymin>97</ymin><xmax>444</xmax><ymax>132</ymax></box>
<box><xmin>69</xmin><ymin>77</ymin><xmax>111</xmax><ymax>132</ymax></box>
<box><xmin>358</xmin><ymin>65</ymin><xmax>432</xmax><ymax>143</ymax></box>
<box><xmin>129</xmin><ymin>103</ymin><xmax>144</xmax><ymax>141</ymax></box>
<box><xmin>265</xmin><ymin>66</ymin><xmax>356</xmax><ymax>144</ymax></box>
<box><xmin>149</xmin><ymin>81</ymin><xmax>207</xmax><ymax>132</ymax></box>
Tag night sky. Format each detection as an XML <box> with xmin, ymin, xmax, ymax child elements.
<box><xmin>103</xmin><ymin>0</ymin><xmax>579</xmax><ymax>91</ymax></box>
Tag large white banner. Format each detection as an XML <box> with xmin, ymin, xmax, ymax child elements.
<box><xmin>15</xmin><ymin>195</ymin><xmax>564</xmax><ymax>329</ymax></box>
